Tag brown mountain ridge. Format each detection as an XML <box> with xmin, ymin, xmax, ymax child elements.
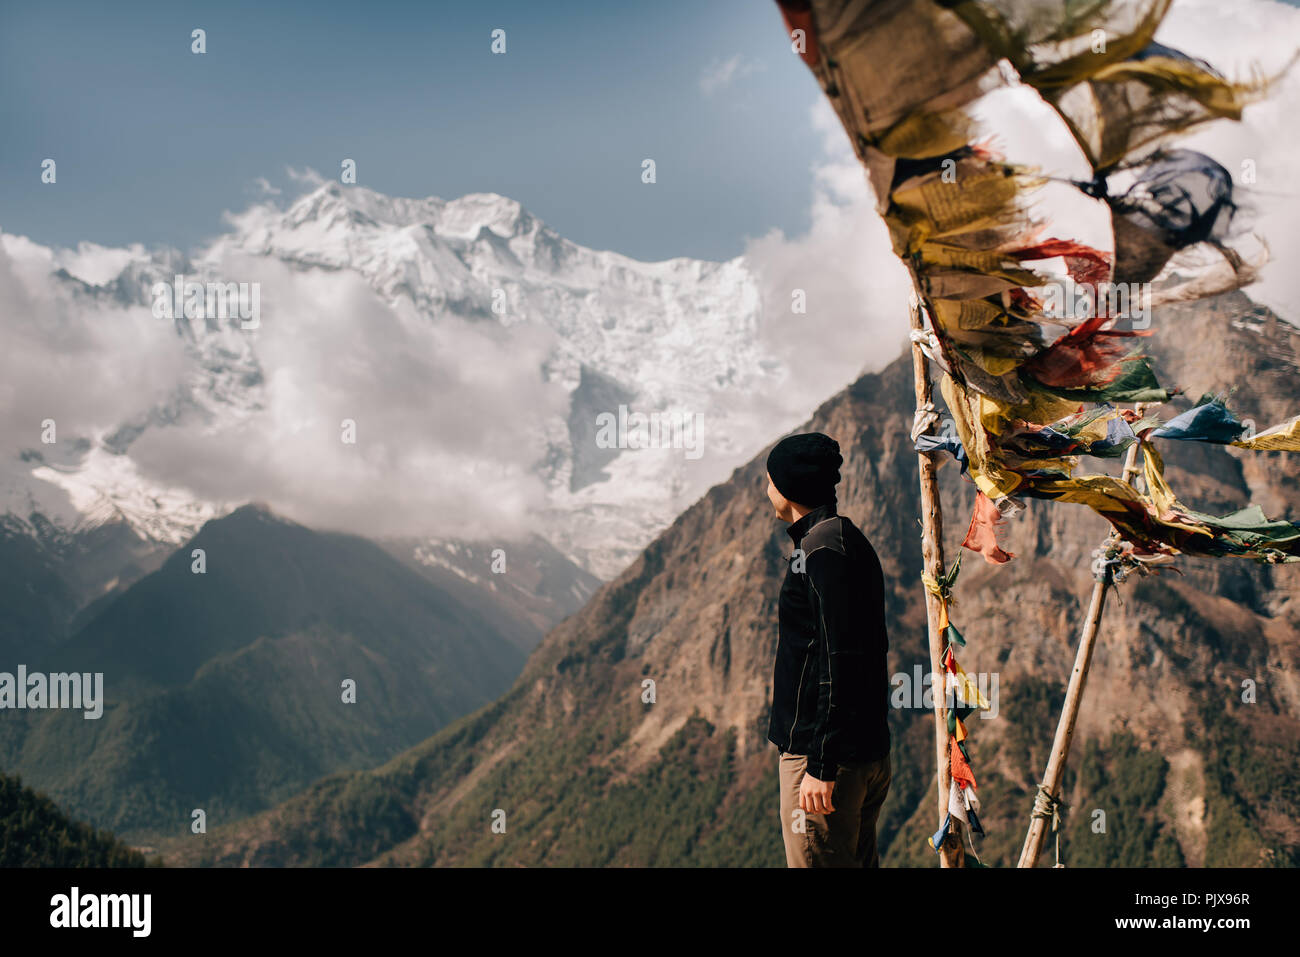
<box><xmin>165</xmin><ymin>290</ymin><xmax>1300</xmax><ymax>867</ymax></box>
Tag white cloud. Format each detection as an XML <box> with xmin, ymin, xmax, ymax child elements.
<box><xmin>121</xmin><ymin>253</ymin><xmax>571</xmax><ymax>540</ymax></box>
<box><xmin>250</xmin><ymin>177</ymin><xmax>281</xmax><ymax>197</ymax></box>
<box><xmin>0</xmin><ymin>238</ymin><xmax>189</xmax><ymax>459</ymax></box>
<box><xmin>286</xmin><ymin>165</ymin><xmax>326</xmax><ymax>187</ymax></box>
<box><xmin>743</xmin><ymin>97</ymin><xmax>914</xmax><ymax>407</ymax></box>
<box><xmin>700</xmin><ymin>54</ymin><xmax>763</xmax><ymax>96</ymax></box>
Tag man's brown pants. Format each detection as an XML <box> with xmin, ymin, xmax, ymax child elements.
<box><xmin>778</xmin><ymin>750</ymin><xmax>892</xmax><ymax>867</ymax></box>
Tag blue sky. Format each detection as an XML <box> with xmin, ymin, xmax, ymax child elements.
<box><xmin>0</xmin><ymin>0</ymin><xmax>828</xmax><ymax>262</ymax></box>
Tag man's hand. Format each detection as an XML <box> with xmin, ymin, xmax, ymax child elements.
<box><xmin>799</xmin><ymin>772</ymin><xmax>835</xmax><ymax>814</ymax></box>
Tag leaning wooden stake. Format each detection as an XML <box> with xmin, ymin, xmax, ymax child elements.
<box><xmin>908</xmin><ymin>298</ymin><xmax>964</xmax><ymax>868</ymax></box>
<box><xmin>1017</xmin><ymin>413</ymin><xmax>1147</xmax><ymax>868</ymax></box>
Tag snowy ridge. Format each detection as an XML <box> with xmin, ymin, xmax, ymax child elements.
<box><xmin>2</xmin><ymin>182</ymin><xmax>791</xmax><ymax>577</ymax></box>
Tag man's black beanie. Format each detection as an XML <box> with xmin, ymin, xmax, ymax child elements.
<box><xmin>766</xmin><ymin>432</ymin><xmax>842</xmax><ymax>508</ymax></box>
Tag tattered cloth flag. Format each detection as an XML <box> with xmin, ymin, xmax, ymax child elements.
<box><xmin>1151</xmin><ymin>396</ymin><xmax>1248</xmax><ymax>443</ymax></box>
<box><xmin>929</xmin><ymin>813</ymin><xmax>954</xmax><ymax>852</ymax></box>
<box><xmin>929</xmin><ymin>784</ymin><xmax>986</xmax><ymax>851</ymax></box>
<box><xmin>1105</xmin><ymin>149</ymin><xmax>1242</xmax><ymax>286</ymax></box>
<box><xmin>962</xmin><ymin>489</ymin><xmax>1015</xmax><ymax>564</ymax></box>
<box><xmin>773</xmin><ymin>0</ymin><xmax>1293</xmax><ymax>859</ymax></box>
<box><xmin>1047</xmin><ymin>41</ymin><xmax>1264</xmax><ymax>173</ymax></box>
<box><xmin>1235</xmin><ymin>416</ymin><xmax>1300</xmax><ymax>451</ymax></box>
<box><xmin>1151</xmin><ymin>396</ymin><xmax>1300</xmax><ymax>451</ymax></box>
<box><xmin>948</xmin><ymin>778</ymin><xmax>985</xmax><ymax>837</ymax></box>
<box><xmin>929</xmin><ymin>750</ymin><xmax>982</xmax><ymax>853</ymax></box>
<box><xmin>915</xmin><ymin>432</ymin><xmax>970</xmax><ymax>474</ymax></box>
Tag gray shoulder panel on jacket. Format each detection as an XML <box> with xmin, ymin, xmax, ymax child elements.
<box><xmin>801</xmin><ymin>516</ymin><xmax>848</xmax><ymax>559</ymax></box>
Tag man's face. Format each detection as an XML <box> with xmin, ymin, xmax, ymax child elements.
<box><xmin>766</xmin><ymin>472</ymin><xmax>794</xmax><ymax>522</ymax></box>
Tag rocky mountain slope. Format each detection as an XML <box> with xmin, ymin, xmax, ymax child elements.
<box><xmin>0</xmin><ymin>771</ymin><xmax>155</xmax><ymax>867</ymax></box>
<box><xmin>167</xmin><ymin>290</ymin><xmax>1300</xmax><ymax>868</ymax></box>
<box><xmin>0</xmin><ymin>505</ymin><xmax>555</xmax><ymax>844</ymax></box>
<box><xmin>0</xmin><ymin>510</ymin><xmax>185</xmax><ymax>665</ymax></box>
<box><xmin>382</xmin><ymin>534</ymin><xmax>599</xmax><ymax>650</ymax></box>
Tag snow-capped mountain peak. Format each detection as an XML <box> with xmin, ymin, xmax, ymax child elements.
<box><xmin>2</xmin><ymin>181</ymin><xmax>797</xmax><ymax>577</ymax></box>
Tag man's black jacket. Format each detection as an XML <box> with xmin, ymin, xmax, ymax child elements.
<box><xmin>767</xmin><ymin>502</ymin><xmax>891</xmax><ymax>781</ymax></box>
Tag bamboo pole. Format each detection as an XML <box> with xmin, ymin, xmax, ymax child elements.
<box><xmin>1017</xmin><ymin>408</ymin><xmax>1147</xmax><ymax>868</ymax></box>
<box><xmin>908</xmin><ymin>297</ymin><xmax>964</xmax><ymax>868</ymax></box>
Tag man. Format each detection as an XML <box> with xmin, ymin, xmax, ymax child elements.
<box><xmin>764</xmin><ymin>431</ymin><xmax>892</xmax><ymax>867</ymax></box>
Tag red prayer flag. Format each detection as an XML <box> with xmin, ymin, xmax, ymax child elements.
<box><xmin>951</xmin><ymin>738</ymin><xmax>977</xmax><ymax>790</ymax></box>
<box><xmin>962</xmin><ymin>491</ymin><xmax>1015</xmax><ymax>564</ymax></box>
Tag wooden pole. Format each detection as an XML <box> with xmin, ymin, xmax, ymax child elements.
<box><xmin>1017</xmin><ymin>409</ymin><xmax>1147</xmax><ymax>868</ymax></box>
<box><xmin>908</xmin><ymin>297</ymin><xmax>964</xmax><ymax>868</ymax></box>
